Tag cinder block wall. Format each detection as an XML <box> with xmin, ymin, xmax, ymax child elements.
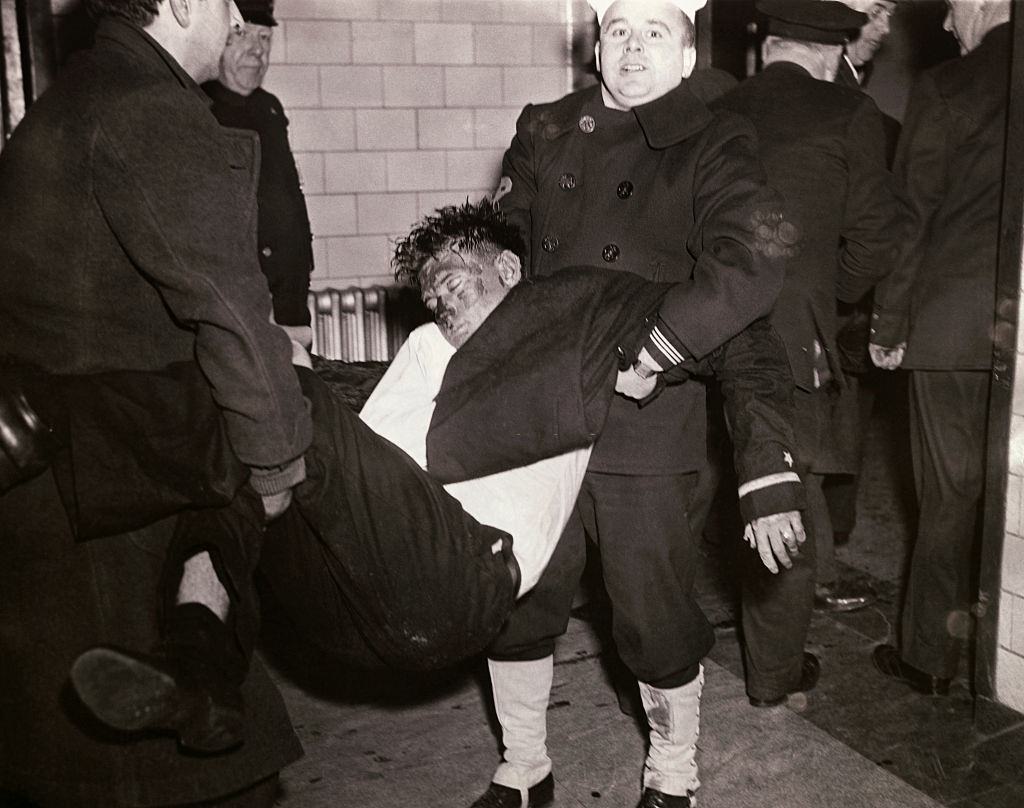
<box><xmin>268</xmin><ymin>0</ymin><xmax>597</xmax><ymax>290</ymax></box>
<box><xmin>999</xmin><ymin>251</ymin><xmax>1024</xmax><ymax>712</ymax></box>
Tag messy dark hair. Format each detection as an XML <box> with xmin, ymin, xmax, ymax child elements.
<box><xmin>85</xmin><ymin>0</ymin><xmax>161</xmax><ymax>26</ymax></box>
<box><xmin>392</xmin><ymin>199</ymin><xmax>527</xmax><ymax>287</ymax></box>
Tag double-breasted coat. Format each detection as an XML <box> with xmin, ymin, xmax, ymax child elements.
<box><xmin>497</xmin><ymin>80</ymin><xmax>789</xmax><ymax>476</ymax></box>
<box><xmin>488</xmin><ymin>77</ymin><xmax>799</xmax><ymax>678</ymax></box>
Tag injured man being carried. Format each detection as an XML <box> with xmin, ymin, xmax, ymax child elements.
<box><xmin>1</xmin><ymin>200</ymin><xmax>804</xmax><ymax>754</ymax></box>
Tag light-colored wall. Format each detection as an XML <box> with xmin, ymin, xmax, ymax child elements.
<box><xmin>998</xmin><ymin>218</ymin><xmax>1024</xmax><ymax>713</ymax></box>
<box><xmin>267</xmin><ymin>0</ymin><xmax>595</xmax><ymax>290</ymax></box>
<box><xmin>47</xmin><ymin>0</ymin><xmax>595</xmax><ymax>289</ymax></box>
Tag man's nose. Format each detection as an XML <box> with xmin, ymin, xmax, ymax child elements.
<box><xmin>249</xmin><ymin>39</ymin><xmax>264</xmax><ymax>56</ymax></box>
<box><xmin>625</xmin><ymin>31</ymin><xmax>643</xmax><ymax>52</ymax></box>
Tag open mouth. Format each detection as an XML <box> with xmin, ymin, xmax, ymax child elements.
<box><xmin>621</xmin><ymin>64</ymin><xmax>646</xmax><ymax>73</ymax></box>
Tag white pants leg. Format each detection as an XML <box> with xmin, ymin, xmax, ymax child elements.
<box><xmin>489</xmin><ymin>656</ymin><xmax>554</xmax><ymax>794</ymax></box>
<box><xmin>639</xmin><ymin>665</ymin><xmax>704</xmax><ymax>800</ymax></box>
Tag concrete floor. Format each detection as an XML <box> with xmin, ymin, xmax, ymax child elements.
<box><xmin>258</xmin><ymin>373</ymin><xmax>1024</xmax><ymax>807</ymax></box>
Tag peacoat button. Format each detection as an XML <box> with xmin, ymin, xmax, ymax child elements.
<box><xmin>559</xmin><ymin>173</ymin><xmax>577</xmax><ymax>191</ymax></box>
<box><xmin>616</xmin><ymin>181</ymin><xmax>634</xmax><ymax>199</ymax></box>
<box><xmin>261</xmin><ymin>246</ymin><xmax>273</xmax><ymax>258</ymax></box>
<box><xmin>578</xmin><ymin>115</ymin><xmax>596</xmax><ymax>134</ymax></box>
<box><xmin>542</xmin><ymin>236</ymin><xmax>560</xmax><ymax>253</ymax></box>
<box><xmin>602</xmin><ymin>243</ymin><xmax>620</xmax><ymax>262</ymax></box>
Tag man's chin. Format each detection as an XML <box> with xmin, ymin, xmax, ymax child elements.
<box><xmin>439</xmin><ymin>325</ymin><xmax>467</xmax><ymax>348</ymax></box>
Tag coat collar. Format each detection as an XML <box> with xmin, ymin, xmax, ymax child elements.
<box><xmin>541</xmin><ymin>79</ymin><xmax>714</xmax><ymax>148</ymax></box>
<box><xmin>762</xmin><ymin>61</ymin><xmax>814</xmax><ymax>81</ymax></box>
<box><xmin>202</xmin><ymin>80</ymin><xmax>255</xmax><ymax>107</ymax></box>
<box><xmin>94</xmin><ymin>17</ymin><xmax>210</xmax><ymax>104</ymax></box>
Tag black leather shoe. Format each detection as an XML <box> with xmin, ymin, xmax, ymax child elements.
<box><xmin>0</xmin><ymin>376</ymin><xmax>59</xmax><ymax>493</ymax></box>
<box><xmin>749</xmin><ymin>651</ymin><xmax>821</xmax><ymax>707</ymax></box>
<box><xmin>814</xmin><ymin>580</ymin><xmax>876</xmax><ymax>613</ymax></box>
<box><xmin>71</xmin><ymin>645</ymin><xmax>244</xmax><ymax>754</ymax></box>
<box><xmin>470</xmin><ymin>773</ymin><xmax>554</xmax><ymax>807</ymax></box>
<box><xmin>872</xmin><ymin>644</ymin><xmax>951</xmax><ymax>696</ymax></box>
<box><xmin>637</xmin><ymin>787</ymin><xmax>692</xmax><ymax>807</ymax></box>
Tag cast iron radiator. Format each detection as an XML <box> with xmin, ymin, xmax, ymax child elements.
<box><xmin>307</xmin><ymin>286</ymin><xmax>428</xmax><ymax>362</ymax></box>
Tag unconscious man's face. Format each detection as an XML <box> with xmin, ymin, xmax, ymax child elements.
<box><xmin>419</xmin><ymin>247</ymin><xmax>522</xmax><ymax>348</ymax></box>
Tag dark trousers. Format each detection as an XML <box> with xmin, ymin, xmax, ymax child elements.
<box><xmin>739</xmin><ymin>471</ymin><xmax>820</xmax><ymax>700</ymax></box>
<box><xmin>45</xmin><ymin>363</ymin><xmax>516</xmax><ymax>672</ymax></box>
<box><xmin>901</xmin><ymin>370</ymin><xmax>989</xmax><ymax>678</ymax></box>
<box><xmin>740</xmin><ymin>386</ymin><xmax>837</xmax><ymax>697</ymax></box>
<box><xmin>489</xmin><ymin>471</ymin><xmax>710</xmax><ymax>688</ymax></box>
<box><xmin>259</xmin><ymin>368</ymin><xmax>516</xmax><ymax>670</ymax></box>
<box><xmin>822</xmin><ymin>370</ymin><xmax>878</xmax><ymax>541</ymax></box>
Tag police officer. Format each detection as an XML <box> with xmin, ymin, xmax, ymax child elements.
<box><xmin>203</xmin><ymin>0</ymin><xmax>314</xmax><ymax>337</ymax></box>
<box><xmin>473</xmin><ymin>1</ymin><xmax>803</xmax><ymax>806</ymax></box>
<box><xmin>836</xmin><ymin>0</ymin><xmax>898</xmax><ymax>88</ymax></box>
<box><xmin>714</xmin><ymin>0</ymin><xmax>899</xmax><ymax>706</ymax></box>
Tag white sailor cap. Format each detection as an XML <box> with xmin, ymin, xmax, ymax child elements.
<box><xmin>587</xmin><ymin>0</ymin><xmax>708</xmax><ymax>24</ymax></box>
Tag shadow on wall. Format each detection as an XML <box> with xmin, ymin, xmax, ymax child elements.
<box><xmin>572</xmin><ymin>12</ymin><xmax>599</xmax><ymax>91</ymax></box>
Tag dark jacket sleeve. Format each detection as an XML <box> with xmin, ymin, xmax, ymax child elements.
<box><xmin>691</xmin><ymin>319</ymin><xmax>804</xmax><ymax>522</ymax></box>
<box><xmin>94</xmin><ymin>86</ymin><xmax>312</xmax><ymax>471</ymax></box>
<box><xmin>836</xmin><ymin>97</ymin><xmax>901</xmax><ymax>304</ymax></box>
<box><xmin>640</xmin><ymin>114</ymin><xmax>787</xmax><ymax>367</ymax></box>
<box><xmin>871</xmin><ymin>72</ymin><xmax>948</xmax><ymax>348</ymax></box>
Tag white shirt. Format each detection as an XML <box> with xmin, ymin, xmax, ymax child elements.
<box><xmin>360</xmin><ymin>323</ymin><xmax>591</xmax><ymax>595</ymax></box>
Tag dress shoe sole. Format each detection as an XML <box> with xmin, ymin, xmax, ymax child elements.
<box><xmin>71</xmin><ymin>647</ymin><xmax>243</xmax><ymax>754</ymax></box>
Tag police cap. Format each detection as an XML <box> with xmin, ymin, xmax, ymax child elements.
<box><xmin>756</xmin><ymin>0</ymin><xmax>867</xmax><ymax>44</ymax></box>
<box><xmin>235</xmin><ymin>0</ymin><xmax>278</xmax><ymax>27</ymax></box>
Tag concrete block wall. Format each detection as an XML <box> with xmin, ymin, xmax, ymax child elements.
<box><xmin>267</xmin><ymin>0</ymin><xmax>597</xmax><ymax>290</ymax></box>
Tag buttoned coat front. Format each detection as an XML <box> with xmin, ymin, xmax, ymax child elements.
<box><xmin>498</xmin><ymin>80</ymin><xmax>785</xmax><ymax>475</ymax></box>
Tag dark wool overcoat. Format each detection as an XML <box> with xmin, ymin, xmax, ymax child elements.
<box><xmin>496</xmin><ymin>79</ymin><xmax>787</xmax><ymax>475</ymax></box>
<box><xmin>872</xmin><ymin>24</ymin><xmax>1010</xmax><ymax>369</ymax></box>
<box><xmin>0</xmin><ymin>19</ymin><xmax>307</xmax><ymax>805</ymax></box>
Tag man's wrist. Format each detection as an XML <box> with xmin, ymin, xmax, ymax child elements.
<box><xmin>632</xmin><ymin>361</ymin><xmax>658</xmax><ymax>380</ymax></box>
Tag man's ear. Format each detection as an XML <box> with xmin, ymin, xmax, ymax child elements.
<box><xmin>168</xmin><ymin>0</ymin><xmax>191</xmax><ymax>28</ymax></box>
<box><xmin>681</xmin><ymin>45</ymin><xmax>696</xmax><ymax>78</ymax></box>
<box><xmin>594</xmin><ymin>41</ymin><xmax>602</xmax><ymax>74</ymax></box>
<box><xmin>496</xmin><ymin>250</ymin><xmax>522</xmax><ymax>289</ymax></box>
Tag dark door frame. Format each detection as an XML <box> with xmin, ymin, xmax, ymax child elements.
<box><xmin>977</xmin><ymin>1</ymin><xmax>1024</xmax><ymax>704</ymax></box>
